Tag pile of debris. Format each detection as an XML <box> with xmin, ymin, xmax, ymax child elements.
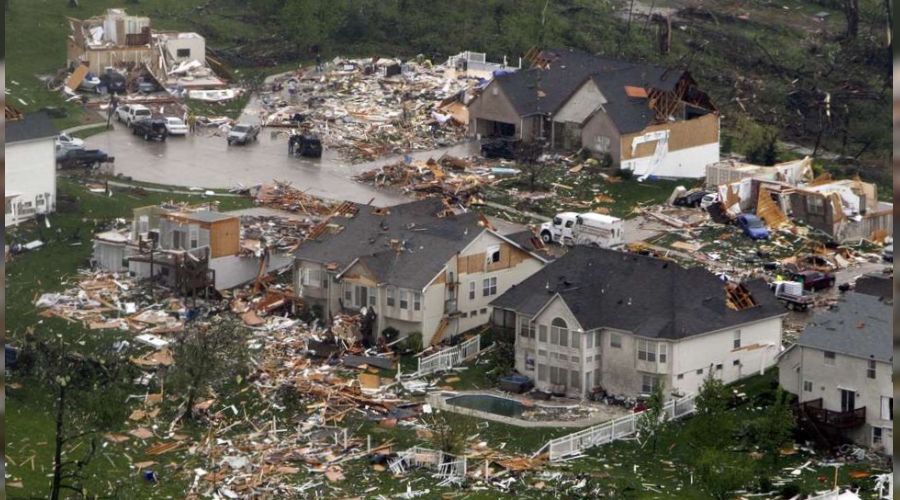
<box><xmin>34</xmin><ymin>271</ymin><xmax>186</xmax><ymax>335</ymax></box>
<box><xmin>240</xmin><ymin>215</ymin><xmax>316</xmax><ymax>256</ymax></box>
<box><xmin>355</xmin><ymin>155</ymin><xmax>512</xmax><ymax>206</ymax></box>
<box><xmin>261</xmin><ymin>57</ymin><xmax>473</xmax><ymax>162</ymax></box>
<box><xmin>252</xmin><ymin>182</ymin><xmax>339</xmax><ymax>216</ymax></box>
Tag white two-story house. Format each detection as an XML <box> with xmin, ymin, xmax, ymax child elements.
<box><xmin>293</xmin><ymin>199</ymin><xmax>547</xmax><ymax>346</ymax></box>
<box><xmin>778</xmin><ymin>291</ymin><xmax>893</xmax><ymax>456</ymax></box>
<box><xmin>491</xmin><ymin>246</ymin><xmax>786</xmax><ymax>399</ymax></box>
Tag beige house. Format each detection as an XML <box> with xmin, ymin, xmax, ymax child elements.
<box><xmin>293</xmin><ymin>199</ymin><xmax>547</xmax><ymax>346</ymax></box>
<box><xmin>467</xmin><ymin>48</ymin><xmax>720</xmax><ymax>178</ymax></box>
<box><xmin>778</xmin><ymin>292</ymin><xmax>893</xmax><ymax>456</ymax></box>
<box><xmin>491</xmin><ymin>246</ymin><xmax>786</xmax><ymax>399</ymax></box>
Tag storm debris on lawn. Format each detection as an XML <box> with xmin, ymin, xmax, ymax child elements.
<box><xmin>260</xmin><ymin>57</ymin><xmax>472</xmax><ymax>162</ymax></box>
<box><xmin>252</xmin><ymin>181</ymin><xmax>339</xmax><ymax>216</ymax></box>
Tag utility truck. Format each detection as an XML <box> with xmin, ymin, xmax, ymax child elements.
<box><xmin>540</xmin><ymin>212</ymin><xmax>624</xmax><ymax>248</ymax></box>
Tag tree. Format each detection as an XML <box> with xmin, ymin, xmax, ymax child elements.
<box><xmin>513</xmin><ymin>139</ymin><xmax>547</xmax><ymax>192</ymax></box>
<box><xmin>167</xmin><ymin>319</ymin><xmax>249</xmax><ymax>421</ymax></box>
<box><xmin>426</xmin><ymin>410</ymin><xmax>471</xmax><ymax>456</ymax></box>
<box><xmin>688</xmin><ymin>370</ymin><xmax>735</xmax><ymax>449</ymax></box>
<box><xmin>25</xmin><ymin>339</ymin><xmax>132</xmax><ymax>500</ymax></box>
<box><xmin>693</xmin><ymin>448</ymin><xmax>752</xmax><ymax>500</ymax></box>
<box><xmin>748</xmin><ymin>388</ymin><xmax>795</xmax><ymax>463</ymax></box>
<box><xmin>636</xmin><ymin>382</ymin><xmax>666</xmax><ymax>454</ymax></box>
<box><xmin>694</xmin><ymin>370</ymin><xmax>730</xmax><ymax>419</ymax></box>
<box><xmin>734</xmin><ymin>115</ymin><xmax>778</xmax><ymax>165</ymax></box>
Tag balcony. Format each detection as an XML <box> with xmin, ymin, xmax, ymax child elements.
<box><xmin>797</xmin><ymin>399</ymin><xmax>866</xmax><ymax>430</ymax></box>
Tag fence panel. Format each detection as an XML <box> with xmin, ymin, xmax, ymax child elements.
<box><xmin>414</xmin><ymin>335</ymin><xmax>481</xmax><ymax>378</ymax></box>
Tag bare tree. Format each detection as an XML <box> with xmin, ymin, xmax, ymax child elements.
<box><xmin>513</xmin><ymin>139</ymin><xmax>547</xmax><ymax>192</ymax></box>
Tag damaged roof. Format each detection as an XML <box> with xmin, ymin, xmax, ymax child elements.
<box><xmin>491</xmin><ymin>246</ymin><xmax>784</xmax><ymax>340</ymax></box>
<box><xmin>794</xmin><ymin>292</ymin><xmax>892</xmax><ymax>363</ymax></box>
<box><xmin>294</xmin><ymin>198</ymin><xmax>485</xmax><ymax>289</ymax></box>
<box><xmin>490</xmin><ymin>48</ymin><xmax>684</xmax><ymax>133</ymax></box>
<box><xmin>7</xmin><ymin>112</ymin><xmax>58</xmax><ymax>144</ymax></box>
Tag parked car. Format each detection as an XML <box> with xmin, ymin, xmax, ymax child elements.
<box><xmin>673</xmin><ymin>189</ymin><xmax>711</xmax><ymax>208</ymax></box>
<box><xmin>114</xmin><ymin>104</ymin><xmax>132</xmax><ymax>123</ymax></box>
<box><xmin>78</xmin><ymin>72</ymin><xmax>102</xmax><ymax>93</ymax></box>
<box><xmin>882</xmin><ymin>244</ymin><xmax>893</xmax><ymax>262</ymax></box>
<box><xmin>55</xmin><ymin>133</ymin><xmax>85</xmax><ymax>159</ymax></box>
<box><xmin>480</xmin><ymin>137</ymin><xmax>519</xmax><ymax>159</ymax></box>
<box><xmin>700</xmin><ymin>192</ymin><xmax>721</xmax><ymax>209</ymax></box>
<box><xmin>227</xmin><ymin>123</ymin><xmax>260</xmax><ymax>145</ymax></box>
<box><xmin>99</xmin><ymin>69</ymin><xmax>126</xmax><ymax>94</ymax></box>
<box><xmin>789</xmin><ymin>270</ymin><xmax>836</xmax><ymax>291</ymax></box>
<box><xmin>736</xmin><ymin>214</ymin><xmax>769</xmax><ymax>240</ymax></box>
<box><xmin>124</xmin><ymin>105</ymin><xmax>152</xmax><ymax>127</ymax></box>
<box><xmin>58</xmin><ymin>149</ymin><xmax>110</xmax><ymax>169</ymax></box>
<box><xmin>163</xmin><ymin>117</ymin><xmax>189</xmax><ymax>136</ymax></box>
<box><xmin>289</xmin><ymin>133</ymin><xmax>323</xmax><ymax>158</ymax></box>
<box><xmin>132</xmin><ymin>118</ymin><xmax>168</xmax><ymax>141</ymax></box>
<box><xmin>136</xmin><ymin>76</ymin><xmax>158</xmax><ymax>94</ymax></box>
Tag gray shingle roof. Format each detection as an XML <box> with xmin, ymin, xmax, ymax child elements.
<box><xmin>795</xmin><ymin>292</ymin><xmax>892</xmax><ymax>363</ymax></box>
<box><xmin>492</xmin><ymin>49</ymin><xmax>684</xmax><ymax>133</ymax></box>
<box><xmin>490</xmin><ymin>246</ymin><xmax>784</xmax><ymax>340</ymax></box>
<box><xmin>294</xmin><ymin>198</ymin><xmax>485</xmax><ymax>289</ymax></box>
<box><xmin>853</xmin><ymin>272</ymin><xmax>892</xmax><ymax>300</ymax></box>
<box><xmin>6</xmin><ymin>112</ymin><xmax>58</xmax><ymax>143</ymax></box>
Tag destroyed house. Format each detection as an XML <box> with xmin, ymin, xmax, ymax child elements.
<box><xmin>490</xmin><ymin>246</ymin><xmax>785</xmax><ymax>399</ymax></box>
<box><xmin>715</xmin><ymin>173</ymin><xmax>893</xmax><ymax>242</ymax></box>
<box><xmin>6</xmin><ymin>110</ymin><xmax>58</xmax><ymax>227</ymax></box>
<box><xmin>94</xmin><ymin>207</ymin><xmax>292</xmax><ymax>292</ymax></box>
<box><xmin>467</xmin><ymin>48</ymin><xmax>719</xmax><ymax>178</ymax></box>
<box><xmin>778</xmin><ymin>292</ymin><xmax>893</xmax><ymax>456</ymax></box>
<box><xmin>293</xmin><ymin>199</ymin><xmax>547</xmax><ymax>347</ymax></box>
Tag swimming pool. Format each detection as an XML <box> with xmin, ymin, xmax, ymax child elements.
<box><xmin>445</xmin><ymin>394</ymin><xmax>525</xmax><ymax>418</ymax></box>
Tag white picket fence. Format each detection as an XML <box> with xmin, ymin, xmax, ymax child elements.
<box><xmin>388</xmin><ymin>446</ymin><xmax>467</xmax><ymax>479</ymax></box>
<box><xmin>409</xmin><ymin>335</ymin><xmax>481</xmax><ymax>378</ymax></box>
<box><xmin>535</xmin><ymin>393</ymin><xmax>697</xmax><ymax>462</ymax></box>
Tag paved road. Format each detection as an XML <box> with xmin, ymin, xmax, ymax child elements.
<box><xmin>85</xmin><ymin>123</ymin><xmax>480</xmax><ymax>206</ymax></box>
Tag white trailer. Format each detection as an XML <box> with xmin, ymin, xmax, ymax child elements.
<box><xmin>539</xmin><ymin>212</ymin><xmax>624</xmax><ymax>248</ymax></box>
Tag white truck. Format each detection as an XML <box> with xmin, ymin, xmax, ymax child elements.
<box><xmin>539</xmin><ymin>212</ymin><xmax>624</xmax><ymax>248</ymax></box>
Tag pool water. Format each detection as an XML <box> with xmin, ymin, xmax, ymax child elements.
<box><xmin>445</xmin><ymin>394</ymin><xmax>525</xmax><ymax>418</ymax></box>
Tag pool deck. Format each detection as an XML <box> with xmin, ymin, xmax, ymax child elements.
<box><xmin>428</xmin><ymin>390</ymin><xmax>629</xmax><ymax>428</ymax></box>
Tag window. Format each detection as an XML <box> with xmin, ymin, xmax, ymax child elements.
<box><xmin>538</xmin><ymin>364</ymin><xmax>547</xmax><ymax>382</ymax></box>
<box><xmin>559</xmin><ymin>354</ymin><xmax>568</xmax><ymax>362</ymax></box>
<box><xmin>550</xmin><ymin>318</ymin><xmax>568</xmax><ymax>347</ymax></box>
<box><xmin>571</xmin><ymin>331</ymin><xmax>580</xmax><ymax>349</ymax></box>
<box><xmin>300</xmin><ymin>268</ymin><xmax>322</xmax><ymax>287</ymax></box>
<box><xmin>482</xmin><ymin>277</ymin><xmax>497</xmax><ymax>296</ymax></box>
<box><xmin>344</xmin><ymin>288</ymin><xmax>353</xmax><ymax>303</ymax></box>
<box><xmin>176</xmin><ymin>48</ymin><xmax>191</xmax><ymax>58</ymax></box>
<box><xmin>715</xmin><ymin>363</ymin><xmax>723</xmax><ymax>371</ymax></box>
<box><xmin>461</xmin><ymin>312</ymin><xmax>468</xmax><ymax>318</ymax></box>
<box><xmin>872</xmin><ymin>427</ymin><xmax>883</xmax><ymax>446</ymax></box>
<box><xmin>353</xmin><ymin>285</ymin><xmax>369</xmax><ymax>308</ymax></box>
<box><xmin>594</xmin><ymin>369</ymin><xmax>601</xmax><ymax>386</ymax></box>
<box><xmin>470</xmin><ymin>310</ymin><xmax>477</xmax><ymax>317</ymax></box>
<box><xmin>538</xmin><ymin>325</ymin><xmax>548</xmax><ymax>342</ymax></box>
<box><xmin>658</xmin><ymin>343</ymin><xmax>667</xmax><ymax>363</ymax></box>
<box><xmin>35</xmin><ymin>194</ymin><xmax>45</xmax><ymax>206</ymax></box>
<box><xmin>570</xmin><ymin>356</ymin><xmax>579</xmax><ymax>364</ymax></box>
<box><xmin>806</xmin><ymin>196</ymin><xmax>825</xmax><ymax>215</ymax></box>
<box><xmin>538</xmin><ymin>349</ymin><xmax>547</xmax><ymax>357</ymax></box>
<box><xmin>586</xmin><ymin>332</ymin><xmax>593</xmax><ymax>349</ymax></box>
<box><xmin>595</xmin><ymin>331</ymin><xmax>602</xmax><ymax>349</ymax></box>
<box><xmin>881</xmin><ymin>397</ymin><xmax>893</xmax><ymax>420</ymax></box>
<box><xmin>571</xmin><ymin>370</ymin><xmax>581</xmax><ymax>389</ymax></box>
<box><xmin>138</xmin><ymin>215</ymin><xmax>150</xmax><ymax>234</ymax></box>
<box><xmin>867</xmin><ymin>360</ymin><xmax>876</xmax><ymax>379</ymax></box>
<box><xmin>637</xmin><ymin>340</ymin><xmax>657</xmax><ymax>362</ymax></box>
<box><xmin>610</xmin><ymin>333</ymin><xmax>622</xmax><ymax>349</ymax></box>
<box><xmin>585</xmin><ymin>355</ymin><xmax>592</xmax><ymax>363</ymax></box>
<box><xmin>696</xmin><ymin>368</ymin><xmax>703</xmax><ymax>375</ymax></box>
<box><xmin>480</xmin><ymin>308</ymin><xmax>487</xmax><ymax>315</ymax></box>
<box><xmin>486</xmin><ymin>245</ymin><xmax>501</xmax><ymax>265</ymax></box>
<box><xmin>824</xmin><ymin>351</ymin><xmax>836</xmax><ymax>365</ymax></box>
<box><xmin>469</xmin><ymin>281</ymin><xmax>476</xmax><ymax>300</ymax></box>
<box><xmin>386</xmin><ymin>287</ymin><xmax>396</xmax><ymax>307</ymax></box>
<box><xmin>677</xmin><ymin>374</ymin><xmax>684</xmax><ymax>380</ymax></box>
<box><xmin>189</xmin><ymin>225</ymin><xmax>199</xmax><ymax>249</ymax></box>
<box><xmin>549</xmin><ymin>366</ymin><xmax>559</xmax><ymax>384</ymax></box>
<box><xmin>399</xmin><ymin>290</ymin><xmax>409</xmax><ymax>310</ymax></box>
<box><xmin>369</xmin><ymin>292</ymin><xmax>377</xmax><ymax>308</ymax></box>
<box><xmin>641</xmin><ymin>374</ymin><xmax>658</xmax><ymax>394</ymax></box>
<box><xmin>524</xmin><ymin>352</ymin><xmax>535</xmax><ymax>371</ymax></box>
<box><xmin>172</xmin><ymin>229</ymin><xmax>187</xmax><ymax>249</ymax></box>
<box><xmin>519</xmin><ymin>317</ymin><xmax>535</xmax><ymax>339</ymax></box>
<box><xmin>733</xmin><ymin>359</ymin><xmax>741</xmax><ymax>366</ymax></box>
<box><xmin>733</xmin><ymin>330</ymin><xmax>741</xmax><ymax>349</ymax></box>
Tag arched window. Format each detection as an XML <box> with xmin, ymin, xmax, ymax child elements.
<box><xmin>550</xmin><ymin>318</ymin><xmax>569</xmax><ymax>347</ymax></box>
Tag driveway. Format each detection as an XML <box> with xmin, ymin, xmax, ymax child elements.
<box><xmin>85</xmin><ymin>122</ymin><xmax>480</xmax><ymax>206</ymax></box>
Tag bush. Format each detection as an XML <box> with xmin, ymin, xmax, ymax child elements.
<box><xmin>778</xmin><ymin>482</ymin><xmax>801</xmax><ymax>499</ymax></box>
<box><xmin>734</xmin><ymin>115</ymin><xmax>778</xmax><ymax>165</ymax></box>
<box><xmin>402</xmin><ymin>332</ymin><xmax>423</xmax><ymax>352</ymax></box>
<box><xmin>381</xmin><ymin>327</ymin><xmax>399</xmax><ymax>342</ymax></box>
<box><xmin>614</xmin><ymin>167</ymin><xmax>634</xmax><ymax>180</ymax></box>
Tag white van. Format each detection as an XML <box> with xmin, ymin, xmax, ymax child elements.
<box><xmin>540</xmin><ymin>212</ymin><xmax>624</xmax><ymax>248</ymax></box>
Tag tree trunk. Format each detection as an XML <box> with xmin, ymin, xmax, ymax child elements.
<box><xmin>845</xmin><ymin>0</ymin><xmax>859</xmax><ymax>39</ymax></box>
<box><xmin>50</xmin><ymin>384</ymin><xmax>66</xmax><ymax>500</ymax></box>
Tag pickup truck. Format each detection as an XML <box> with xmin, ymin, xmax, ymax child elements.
<box><xmin>288</xmin><ymin>133</ymin><xmax>323</xmax><ymax>158</ymax></box>
<box><xmin>55</xmin><ymin>133</ymin><xmax>85</xmax><ymax>160</ymax></box>
<box><xmin>58</xmin><ymin>149</ymin><xmax>111</xmax><ymax>169</ymax></box>
<box><xmin>227</xmin><ymin>123</ymin><xmax>260</xmax><ymax>145</ymax></box>
<box><xmin>771</xmin><ymin>281</ymin><xmax>814</xmax><ymax>311</ymax></box>
<box><xmin>789</xmin><ymin>270</ymin><xmax>836</xmax><ymax>291</ymax></box>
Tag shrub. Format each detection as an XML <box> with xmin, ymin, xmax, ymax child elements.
<box><xmin>614</xmin><ymin>167</ymin><xmax>634</xmax><ymax>180</ymax></box>
<box><xmin>381</xmin><ymin>327</ymin><xmax>400</xmax><ymax>342</ymax></box>
<box><xmin>403</xmin><ymin>332</ymin><xmax>423</xmax><ymax>352</ymax></box>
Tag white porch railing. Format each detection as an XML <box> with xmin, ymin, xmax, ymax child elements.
<box><xmin>407</xmin><ymin>335</ymin><xmax>481</xmax><ymax>379</ymax></box>
<box><xmin>535</xmin><ymin>393</ymin><xmax>697</xmax><ymax>462</ymax></box>
<box><xmin>388</xmin><ymin>446</ymin><xmax>467</xmax><ymax>479</ymax></box>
